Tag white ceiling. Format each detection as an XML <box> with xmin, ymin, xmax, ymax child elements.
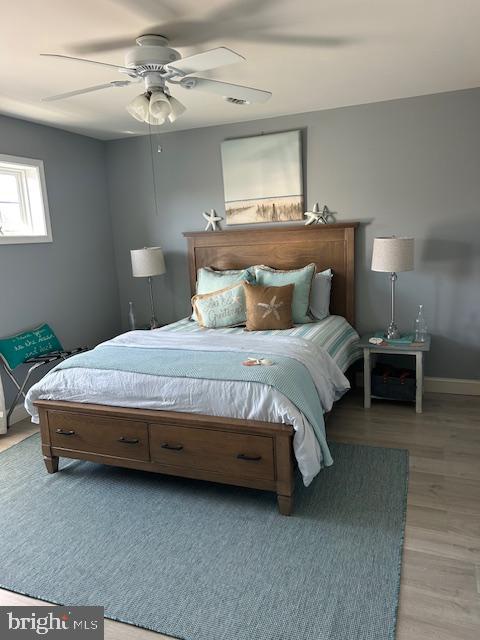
<box><xmin>0</xmin><ymin>0</ymin><xmax>479</xmax><ymax>140</ymax></box>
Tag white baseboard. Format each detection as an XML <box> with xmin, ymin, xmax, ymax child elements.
<box><xmin>356</xmin><ymin>373</ymin><xmax>480</xmax><ymax>396</ymax></box>
<box><xmin>424</xmin><ymin>377</ymin><xmax>480</xmax><ymax>396</ymax></box>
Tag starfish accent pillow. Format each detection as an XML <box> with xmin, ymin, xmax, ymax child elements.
<box><xmin>243</xmin><ymin>282</ymin><xmax>294</xmax><ymax>331</ymax></box>
<box><xmin>253</xmin><ymin>263</ymin><xmax>316</xmax><ymax>324</ymax></box>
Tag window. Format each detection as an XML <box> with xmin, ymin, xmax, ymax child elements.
<box><xmin>0</xmin><ymin>154</ymin><xmax>52</xmax><ymax>244</ymax></box>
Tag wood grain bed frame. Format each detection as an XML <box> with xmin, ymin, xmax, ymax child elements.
<box><xmin>35</xmin><ymin>223</ymin><xmax>357</xmax><ymax>515</ymax></box>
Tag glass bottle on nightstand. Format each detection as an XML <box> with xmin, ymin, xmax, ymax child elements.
<box><xmin>414</xmin><ymin>305</ymin><xmax>427</xmax><ymax>342</ymax></box>
<box><xmin>128</xmin><ymin>301</ymin><xmax>137</xmax><ymax>331</ymax></box>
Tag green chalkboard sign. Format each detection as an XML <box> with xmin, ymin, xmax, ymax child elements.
<box><xmin>0</xmin><ymin>324</ymin><xmax>63</xmax><ymax>369</ymax></box>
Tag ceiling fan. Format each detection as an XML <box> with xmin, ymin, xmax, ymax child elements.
<box><xmin>41</xmin><ymin>35</ymin><xmax>272</xmax><ymax>125</ymax></box>
<box><xmin>71</xmin><ymin>0</ymin><xmax>348</xmax><ymax>53</ymax></box>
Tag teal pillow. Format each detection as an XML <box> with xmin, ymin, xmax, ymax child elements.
<box><xmin>0</xmin><ymin>323</ymin><xmax>63</xmax><ymax>369</ymax></box>
<box><xmin>193</xmin><ymin>267</ymin><xmax>254</xmax><ymax>321</ymax></box>
<box><xmin>196</xmin><ymin>266</ymin><xmax>254</xmax><ymax>294</ymax></box>
<box><xmin>254</xmin><ymin>264</ymin><xmax>316</xmax><ymax>324</ymax></box>
<box><xmin>192</xmin><ymin>283</ymin><xmax>246</xmax><ymax>328</ymax></box>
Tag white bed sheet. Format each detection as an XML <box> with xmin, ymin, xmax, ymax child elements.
<box><xmin>27</xmin><ymin>370</ymin><xmax>324</xmax><ymax>485</ymax></box>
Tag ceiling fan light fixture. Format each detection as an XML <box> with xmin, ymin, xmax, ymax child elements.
<box><xmin>126</xmin><ymin>93</ymin><xmax>150</xmax><ymax>122</ymax></box>
<box><xmin>149</xmin><ymin>91</ymin><xmax>171</xmax><ymax>123</ymax></box>
<box><xmin>145</xmin><ymin>111</ymin><xmax>166</xmax><ymax>126</ymax></box>
<box><xmin>167</xmin><ymin>95</ymin><xmax>186</xmax><ymax>123</ymax></box>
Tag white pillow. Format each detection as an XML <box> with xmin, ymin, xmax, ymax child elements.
<box><xmin>309</xmin><ymin>269</ymin><xmax>332</xmax><ymax>320</ymax></box>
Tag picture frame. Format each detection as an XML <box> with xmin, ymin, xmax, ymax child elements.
<box><xmin>221</xmin><ymin>130</ymin><xmax>304</xmax><ymax>225</ymax></box>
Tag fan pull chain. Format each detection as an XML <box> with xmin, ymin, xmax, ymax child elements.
<box><xmin>148</xmin><ymin>120</ymin><xmax>159</xmax><ymax>217</ymax></box>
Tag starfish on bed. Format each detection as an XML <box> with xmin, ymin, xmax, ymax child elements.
<box><xmin>257</xmin><ymin>295</ymin><xmax>284</xmax><ymax>320</ymax></box>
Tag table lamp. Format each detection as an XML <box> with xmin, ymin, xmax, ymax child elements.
<box><xmin>130</xmin><ymin>247</ymin><xmax>166</xmax><ymax>329</ymax></box>
<box><xmin>371</xmin><ymin>236</ymin><xmax>414</xmax><ymax>339</ymax></box>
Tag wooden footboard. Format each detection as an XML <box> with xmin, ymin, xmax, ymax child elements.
<box><xmin>35</xmin><ymin>400</ymin><xmax>295</xmax><ymax>515</ymax></box>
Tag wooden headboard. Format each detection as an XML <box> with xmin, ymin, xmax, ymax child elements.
<box><xmin>183</xmin><ymin>223</ymin><xmax>358</xmax><ymax>326</ymax></box>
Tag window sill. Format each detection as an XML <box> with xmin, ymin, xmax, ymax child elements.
<box><xmin>0</xmin><ymin>234</ymin><xmax>53</xmax><ymax>245</ymax></box>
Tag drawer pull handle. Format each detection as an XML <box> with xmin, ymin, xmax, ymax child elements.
<box><xmin>237</xmin><ymin>453</ymin><xmax>262</xmax><ymax>462</ymax></box>
<box><xmin>118</xmin><ymin>437</ymin><xmax>140</xmax><ymax>444</ymax></box>
<box><xmin>160</xmin><ymin>443</ymin><xmax>184</xmax><ymax>451</ymax></box>
<box><xmin>55</xmin><ymin>429</ymin><xmax>75</xmax><ymax>436</ymax></box>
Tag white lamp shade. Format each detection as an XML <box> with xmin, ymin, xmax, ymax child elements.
<box><xmin>167</xmin><ymin>95</ymin><xmax>186</xmax><ymax>123</ymax></box>
<box><xmin>131</xmin><ymin>247</ymin><xmax>166</xmax><ymax>277</ymax></box>
<box><xmin>371</xmin><ymin>237</ymin><xmax>414</xmax><ymax>272</ymax></box>
<box><xmin>126</xmin><ymin>94</ymin><xmax>150</xmax><ymax>123</ymax></box>
<box><xmin>149</xmin><ymin>92</ymin><xmax>171</xmax><ymax>122</ymax></box>
<box><xmin>126</xmin><ymin>93</ymin><xmax>169</xmax><ymax>125</ymax></box>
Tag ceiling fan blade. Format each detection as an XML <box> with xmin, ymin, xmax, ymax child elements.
<box><xmin>113</xmin><ymin>0</ymin><xmax>182</xmax><ymax>20</ymax></box>
<box><xmin>180</xmin><ymin>77</ymin><xmax>271</xmax><ymax>104</ymax></box>
<box><xmin>40</xmin><ymin>53</ymin><xmax>133</xmax><ymax>73</ymax></box>
<box><xmin>210</xmin><ymin>0</ymin><xmax>276</xmax><ymax>22</ymax></box>
<box><xmin>241</xmin><ymin>32</ymin><xmax>349</xmax><ymax>47</ymax></box>
<box><xmin>165</xmin><ymin>47</ymin><xmax>244</xmax><ymax>76</ymax></box>
<box><xmin>70</xmin><ymin>36</ymin><xmax>137</xmax><ymax>55</ymax></box>
<box><xmin>42</xmin><ymin>81</ymin><xmax>132</xmax><ymax>102</ymax></box>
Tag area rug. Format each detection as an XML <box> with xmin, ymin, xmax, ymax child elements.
<box><xmin>0</xmin><ymin>434</ymin><xmax>408</xmax><ymax>640</ymax></box>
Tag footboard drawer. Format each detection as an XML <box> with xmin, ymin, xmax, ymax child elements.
<box><xmin>48</xmin><ymin>411</ymin><xmax>149</xmax><ymax>461</ymax></box>
<box><xmin>149</xmin><ymin>424</ymin><xmax>275</xmax><ymax>480</ymax></box>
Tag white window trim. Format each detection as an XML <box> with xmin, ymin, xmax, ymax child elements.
<box><xmin>0</xmin><ymin>154</ymin><xmax>53</xmax><ymax>245</ymax></box>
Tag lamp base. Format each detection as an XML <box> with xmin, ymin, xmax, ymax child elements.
<box><xmin>147</xmin><ymin>276</ymin><xmax>161</xmax><ymax>330</ymax></box>
<box><xmin>384</xmin><ymin>322</ymin><xmax>401</xmax><ymax>340</ymax></box>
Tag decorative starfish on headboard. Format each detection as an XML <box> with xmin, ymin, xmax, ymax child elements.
<box><xmin>304</xmin><ymin>203</ymin><xmax>335</xmax><ymax>225</ymax></box>
<box><xmin>202</xmin><ymin>208</ymin><xmax>223</xmax><ymax>231</ymax></box>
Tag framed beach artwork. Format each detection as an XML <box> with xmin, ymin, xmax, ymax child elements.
<box><xmin>221</xmin><ymin>130</ymin><xmax>304</xmax><ymax>225</ymax></box>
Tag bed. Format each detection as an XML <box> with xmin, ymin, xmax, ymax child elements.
<box><xmin>30</xmin><ymin>223</ymin><xmax>359</xmax><ymax>515</ymax></box>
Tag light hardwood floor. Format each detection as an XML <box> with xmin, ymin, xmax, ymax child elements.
<box><xmin>1</xmin><ymin>392</ymin><xmax>479</xmax><ymax>640</ymax></box>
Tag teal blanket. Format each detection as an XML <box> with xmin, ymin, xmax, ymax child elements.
<box><xmin>55</xmin><ymin>344</ymin><xmax>333</xmax><ymax>468</ymax></box>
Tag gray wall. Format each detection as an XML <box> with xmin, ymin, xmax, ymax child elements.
<box><xmin>0</xmin><ymin>115</ymin><xmax>121</xmax><ymax>406</ymax></box>
<box><xmin>107</xmin><ymin>88</ymin><xmax>480</xmax><ymax>380</ymax></box>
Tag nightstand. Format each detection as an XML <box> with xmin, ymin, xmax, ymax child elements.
<box><xmin>359</xmin><ymin>334</ymin><xmax>431</xmax><ymax>413</ymax></box>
